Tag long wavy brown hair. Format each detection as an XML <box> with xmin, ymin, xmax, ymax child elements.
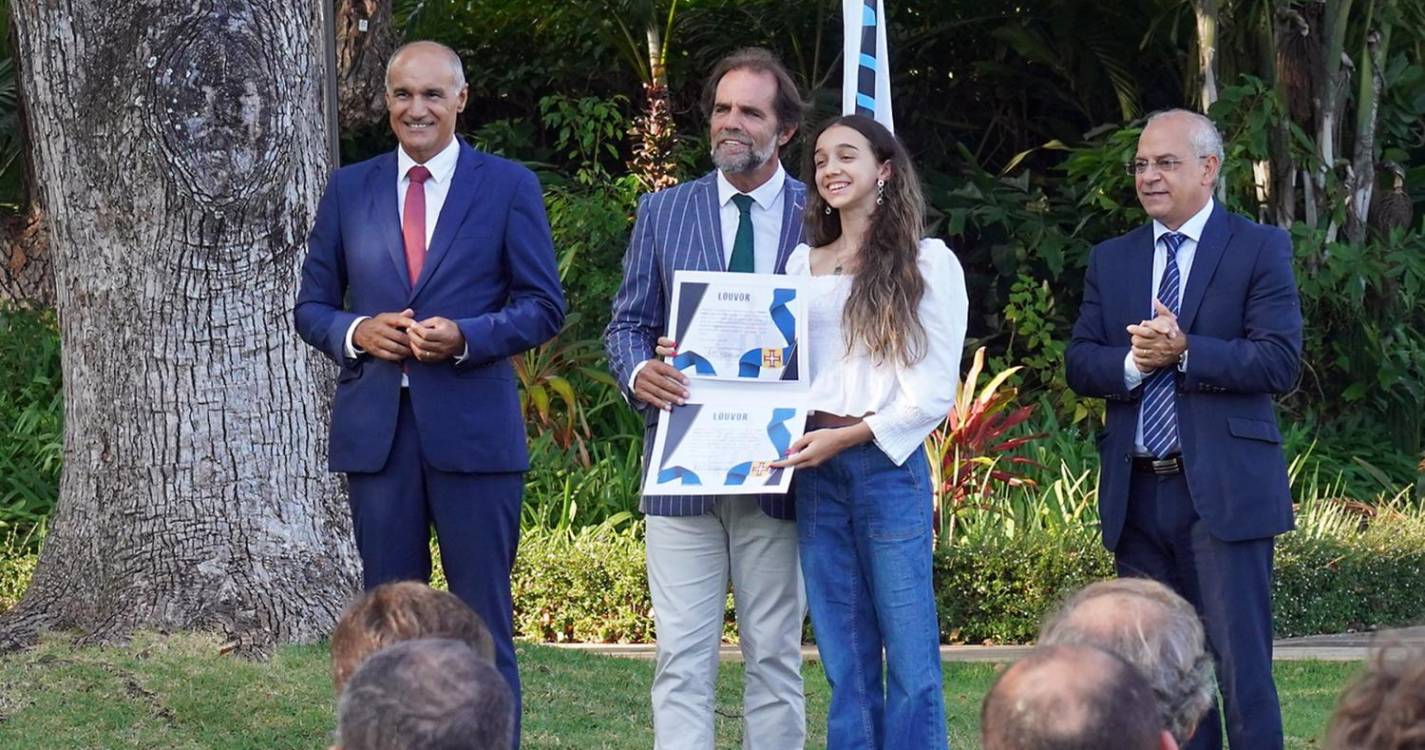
<box><xmin>802</xmin><ymin>114</ymin><xmax>927</xmax><ymax>367</ymax></box>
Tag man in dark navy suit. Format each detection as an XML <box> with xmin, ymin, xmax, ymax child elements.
<box><xmin>295</xmin><ymin>41</ymin><xmax>564</xmax><ymax>747</ymax></box>
<box><xmin>604</xmin><ymin>48</ymin><xmax>808</xmax><ymax>750</ymax></box>
<box><xmin>1067</xmin><ymin>109</ymin><xmax>1302</xmax><ymax>749</ymax></box>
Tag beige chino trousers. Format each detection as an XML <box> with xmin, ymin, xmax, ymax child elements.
<box><xmin>646</xmin><ymin>497</ymin><xmax>807</xmax><ymax>750</ymax></box>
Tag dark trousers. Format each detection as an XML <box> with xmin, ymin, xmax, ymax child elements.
<box><xmin>347</xmin><ymin>392</ymin><xmax>525</xmax><ymax>747</ymax></box>
<box><xmin>1115</xmin><ymin>470</ymin><xmax>1282</xmax><ymax>750</ymax></box>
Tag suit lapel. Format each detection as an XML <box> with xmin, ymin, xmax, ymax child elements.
<box><xmin>695</xmin><ymin>174</ymin><xmax>724</xmax><ymax>272</ymax></box>
<box><xmin>1177</xmin><ymin>202</ymin><xmax>1231</xmax><ymax>332</ymax></box>
<box><xmin>368</xmin><ymin>152</ymin><xmax>409</xmax><ymax>293</ymax></box>
<box><xmin>773</xmin><ymin>179</ymin><xmax>805</xmax><ymax>273</ymax></box>
<box><xmin>1124</xmin><ymin>225</ymin><xmax>1155</xmax><ymax>335</ymax></box>
<box><xmin>410</xmin><ymin>142</ymin><xmax>486</xmax><ymax>302</ymax></box>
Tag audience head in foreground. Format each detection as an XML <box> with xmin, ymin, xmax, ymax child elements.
<box><xmin>330</xmin><ymin>581</ymin><xmax>495</xmax><ymax>691</ymax></box>
<box><xmin>1326</xmin><ymin>641</ymin><xmax>1425</xmax><ymax>750</ymax></box>
<box><xmin>336</xmin><ymin>638</ymin><xmax>513</xmax><ymax>750</ymax></box>
<box><xmin>1039</xmin><ymin>577</ymin><xmax>1216</xmax><ymax>744</ymax></box>
<box><xmin>982</xmin><ymin>644</ymin><xmax>1178</xmax><ymax>750</ymax></box>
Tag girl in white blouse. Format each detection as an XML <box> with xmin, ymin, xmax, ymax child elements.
<box><xmin>773</xmin><ymin>114</ymin><xmax>967</xmax><ymax>749</ymax></box>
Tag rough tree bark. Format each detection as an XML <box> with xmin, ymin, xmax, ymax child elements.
<box><xmin>0</xmin><ymin>202</ymin><xmax>51</xmax><ymax>308</ymax></box>
<box><xmin>1</xmin><ymin>0</ymin><xmax>358</xmax><ymax>652</ymax></box>
<box><xmin>0</xmin><ymin>37</ymin><xmax>53</xmax><ymax>309</ymax></box>
<box><xmin>334</xmin><ymin>0</ymin><xmax>397</xmax><ymax>132</ymax></box>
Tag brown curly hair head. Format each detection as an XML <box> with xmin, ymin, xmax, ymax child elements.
<box><xmin>1326</xmin><ymin>640</ymin><xmax>1425</xmax><ymax>750</ymax></box>
<box><xmin>330</xmin><ymin>581</ymin><xmax>495</xmax><ymax>692</ymax></box>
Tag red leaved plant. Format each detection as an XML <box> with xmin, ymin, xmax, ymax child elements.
<box><xmin>927</xmin><ymin>346</ymin><xmax>1046</xmax><ymax>545</ymax></box>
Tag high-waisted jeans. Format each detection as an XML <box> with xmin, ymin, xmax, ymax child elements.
<box><xmin>795</xmin><ymin>442</ymin><xmax>948</xmax><ymax>750</ymax></box>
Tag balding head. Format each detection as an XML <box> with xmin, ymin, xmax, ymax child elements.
<box><xmin>383</xmin><ymin>40</ymin><xmax>468</xmax><ymax>163</ymax></box>
<box><xmin>385</xmin><ymin>41</ymin><xmax>466</xmax><ymax>89</ymax></box>
<box><xmin>982</xmin><ymin>645</ymin><xmax>1173</xmax><ymax>750</ymax></box>
<box><xmin>1039</xmin><ymin>578</ymin><xmax>1215</xmax><ymax>744</ymax></box>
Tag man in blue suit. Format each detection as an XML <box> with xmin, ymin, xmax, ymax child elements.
<box><xmin>295</xmin><ymin>41</ymin><xmax>564</xmax><ymax>746</ymax></box>
<box><xmin>1067</xmin><ymin>110</ymin><xmax>1301</xmax><ymax>749</ymax></box>
<box><xmin>604</xmin><ymin>48</ymin><xmax>808</xmax><ymax>750</ymax></box>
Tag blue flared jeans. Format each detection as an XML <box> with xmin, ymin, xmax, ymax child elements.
<box><xmin>795</xmin><ymin>442</ymin><xmax>948</xmax><ymax>750</ymax></box>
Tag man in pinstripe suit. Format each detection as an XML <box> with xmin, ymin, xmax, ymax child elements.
<box><xmin>604</xmin><ymin>48</ymin><xmax>809</xmax><ymax>750</ymax></box>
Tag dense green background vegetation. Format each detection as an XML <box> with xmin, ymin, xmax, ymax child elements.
<box><xmin>1</xmin><ymin>0</ymin><xmax>1423</xmax><ymax>639</ymax></box>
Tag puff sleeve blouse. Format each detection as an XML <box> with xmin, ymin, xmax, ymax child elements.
<box><xmin>784</xmin><ymin>237</ymin><xmax>969</xmax><ymax>465</ymax></box>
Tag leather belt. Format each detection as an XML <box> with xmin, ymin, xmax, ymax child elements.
<box><xmin>807</xmin><ymin>412</ymin><xmax>865</xmax><ymax>429</ymax></box>
<box><xmin>1132</xmin><ymin>454</ymin><xmax>1184</xmax><ymax>476</ymax></box>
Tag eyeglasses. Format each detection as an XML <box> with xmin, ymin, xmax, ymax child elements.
<box><xmin>1124</xmin><ymin>156</ymin><xmax>1207</xmax><ymax>176</ymax></box>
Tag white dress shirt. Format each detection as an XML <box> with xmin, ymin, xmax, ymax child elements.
<box><xmin>786</xmin><ymin>238</ymin><xmax>969</xmax><ymax>465</ymax></box>
<box><xmin>715</xmin><ymin>163</ymin><xmax>786</xmax><ymax>274</ymax></box>
<box><xmin>345</xmin><ymin>138</ymin><xmax>466</xmax><ymax>368</ymax></box>
<box><xmin>1124</xmin><ymin>196</ymin><xmax>1213</xmax><ymax>452</ymax></box>
<box><xmin>626</xmin><ymin>165</ymin><xmax>788</xmax><ymax>392</ymax></box>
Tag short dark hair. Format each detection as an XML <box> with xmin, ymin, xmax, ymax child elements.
<box><xmin>1326</xmin><ymin>640</ymin><xmax>1425</xmax><ymax>749</ymax></box>
<box><xmin>700</xmin><ymin>47</ymin><xmax>807</xmax><ymax>135</ymax></box>
<box><xmin>330</xmin><ymin>581</ymin><xmax>495</xmax><ymax>691</ymax></box>
<box><xmin>337</xmin><ymin>638</ymin><xmax>514</xmax><ymax>750</ymax></box>
<box><xmin>982</xmin><ymin>645</ymin><xmax>1163</xmax><ymax>750</ymax></box>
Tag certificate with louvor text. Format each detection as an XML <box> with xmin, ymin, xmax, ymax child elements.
<box><xmin>642</xmin><ymin>271</ymin><xmax>810</xmax><ymax>496</ymax></box>
<box><xmin>643</xmin><ymin>401</ymin><xmax>807</xmax><ymax>495</ymax></box>
<box><xmin>667</xmin><ymin>271</ymin><xmax>809</xmax><ymax>382</ymax></box>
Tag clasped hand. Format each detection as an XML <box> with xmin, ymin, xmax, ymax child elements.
<box><xmin>1126</xmin><ymin>299</ymin><xmax>1186</xmax><ymax>373</ymax></box>
<box><xmin>354</xmin><ymin>309</ymin><xmax>465</xmax><ymax>363</ymax></box>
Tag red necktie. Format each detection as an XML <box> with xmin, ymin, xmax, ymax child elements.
<box><xmin>402</xmin><ymin>165</ymin><xmax>432</xmax><ymax>285</ymax></box>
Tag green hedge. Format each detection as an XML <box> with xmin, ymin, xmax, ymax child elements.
<box><xmin>500</xmin><ymin>516</ymin><xmax>1425</xmax><ymax>645</ymax></box>
<box><xmin>1273</xmin><ymin>519</ymin><xmax>1425</xmax><ymax>637</ymax></box>
<box><xmin>512</xmin><ymin>523</ymin><xmax>654</xmax><ymax>643</ymax></box>
<box><xmin>934</xmin><ymin>531</ymin><xmax>1114</xmax><ymax>644</ymax></box>
<box><xmin>5</xmin><ymin>515</ymin><xmax>1421</xmax><ymax>644</ymax></box>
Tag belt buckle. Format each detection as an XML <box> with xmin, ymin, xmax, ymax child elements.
<box><xmin>1150</xmin><ymin>457</ymin><xmax>1180</xmax><ymax>475</ymax></box>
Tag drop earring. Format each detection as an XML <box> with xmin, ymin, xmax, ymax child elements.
<box><xmin>824</xmin><ymin>204</ymin><xmax>832</xmax><ymax>215</ymax></box>
<box><xmin>876</xmin><ymin>179</ymin><xmax>885</xmax><ymax>205</ymax></box>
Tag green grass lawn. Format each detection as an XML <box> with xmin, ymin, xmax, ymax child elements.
<box><xmin>0</xmin><ymin>632</ymin><xmax>1356</xmax><ymax>749</ymax></box>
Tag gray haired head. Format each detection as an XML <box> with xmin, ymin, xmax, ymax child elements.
<box><xmin>337</xmin><ymin>638</ymin><xmax>513</xmax><ymax>750</ymax></box>
<box><xmin>1039</xmin><ymin>578</ymin><xmax>1217</xmax><ymax>744</ymax></box>
<box><xmin>1147</xmin><ymin>109</ymin><xmax>1224</xmax><ymax>173</ymax></box>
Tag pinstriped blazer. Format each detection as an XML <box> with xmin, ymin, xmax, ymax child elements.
<box><xmin>604</xmin><ymin>169</ymin><xmax>807</xmax><ymax>519</ymax></box>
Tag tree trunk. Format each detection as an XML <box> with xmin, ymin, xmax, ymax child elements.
<box><xmin>0</xmin><ymin>24</ymin><xmax>52</xmax><ymax>309</ymax></box>
<box><xmin>1347</xmin><ymin>9</ymin><xmax>1393</xmax><ymax>245</ymax></box>
<box><xmin>1315</xmin><ymin>0</ymin><xmax>1355</xmax><ymax>189</ymax></box>
<box><xmin>0</xmin><ymin>201</ymin><xmax>51</xmax><ymax>308</ymax></box>
<box><xmin>628</xmin><ymin>10</ymin><xmax>679</xmax><ymax>192</ymax></box>
<box><xmin>1194</xmin><ymin>0</ymin><xmax>1220</xmax><ymax>113</ymax></box>
<box><xmin>334</xmin><ymin>0</ymin><xmax>397</xmax><ymax>133</ymax></box>
<box><xmin>1</xmin><ymin>0</ymin><xmax>358</xmax><ymax>653</ymax></box>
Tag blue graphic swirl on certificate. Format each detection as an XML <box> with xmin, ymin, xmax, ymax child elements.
<box><xmin>669</xmin><ymin>273</ymin><xmax>808</xmax><ymax>382</ymax></box>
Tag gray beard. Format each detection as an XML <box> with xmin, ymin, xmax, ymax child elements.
<box><xmin>711</xmin><ymin>138</ymin><xmax>775</xmax><ymax>175</ymax></box>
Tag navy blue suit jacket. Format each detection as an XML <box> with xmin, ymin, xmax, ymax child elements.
<box><xmin>603</xmin><ymin>170</ymin><xmax>806</xmax><ymax>518</ymax></box>
<box><xmin>295</xmin><ymin>140</ymin><xmax>565</xmax><ymax>475</ymax></box>
<box><xmin>1066</xmin><ymin>203</ymin><xmax>1301</xmax><ymax>549</ymax></box>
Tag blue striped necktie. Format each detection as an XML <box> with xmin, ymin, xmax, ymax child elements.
<box><xmin>1141</xmin><ymin>232</ymin><xmax>1186</xmax><ymax>457</ymax></box>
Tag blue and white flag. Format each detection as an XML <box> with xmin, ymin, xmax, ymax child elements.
<box><xmin>842</xmin><ymin>0</ymin><xmax>894</xmax><ymax>132</ymax></box>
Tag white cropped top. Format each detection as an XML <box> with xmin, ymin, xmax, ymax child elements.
<box><xmin>785</xmin><ymin>238</ymin><xmax>969</xmax><ymax>465</ymax></box>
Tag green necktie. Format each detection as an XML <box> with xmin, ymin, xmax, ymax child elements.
<box><xmin>728</xmin><ymin>193</ymin><xmax>755</xmax><ymax>273</ymax></box>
